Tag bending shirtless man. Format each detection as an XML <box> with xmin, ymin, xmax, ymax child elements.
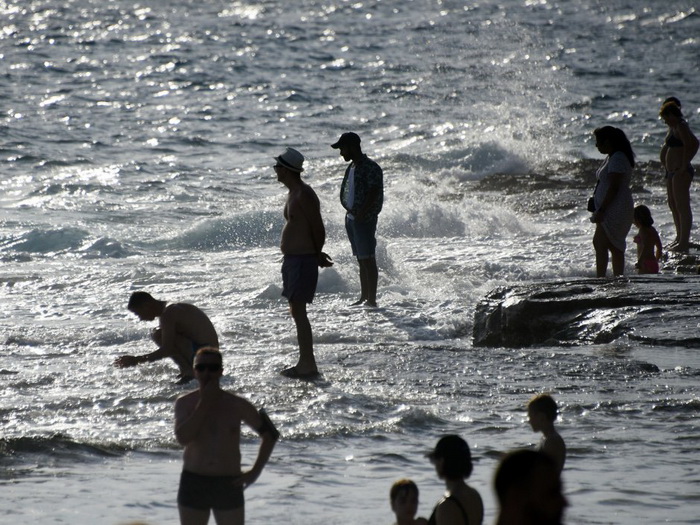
<box><xmin>114</xmin><ymin>291</ymin><xmax>219</xmax><ymax>383</ymax></box>
<box><xmin>175</xmin><ymin>348</ymin><xmax>279</xmax><ymax>525</ymax></box>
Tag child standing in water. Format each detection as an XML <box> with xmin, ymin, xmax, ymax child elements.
<box><xmin>390</xmin><ymin>479</ymin><xmax>428</xmax><ymax>525</ymax></box>
<box><xmin>633</xmin><ymin>205</ymin><xmax>663</xmax><ymax>274</ymax></box>
<box><xmin>527</xmin><ymin>394</ymin><xmax>566</xmax><ymax>474</ymax></box>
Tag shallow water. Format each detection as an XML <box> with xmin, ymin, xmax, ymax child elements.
<box><xmin>1</xmin><ymin>0</ymin><xmax>700</xmax><ymax>523</ymax></box>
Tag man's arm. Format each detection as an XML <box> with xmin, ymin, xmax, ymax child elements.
<box><xmin>298</xmin><ymin>187</ymin><xmax>333</xmax><ymax>267</ymax></box>
<box><xmin>113</xmin><ymin>347</ymin><xmax>167</xmax><ymax>368</ymax></box>
<box><xmin>238</xmin><ymin>402</ymin><xmax>279</xmax><ymax>488</ymax></box>
<box><xmin>300</xmin><ymin>189</ymin><xmax>326</xmax><ymax>253</ymax></box>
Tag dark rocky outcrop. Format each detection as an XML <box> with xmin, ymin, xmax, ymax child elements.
<box><xmin>473</xmin><ymin>275</ymin><xmax>700</xmax><ymax>348</ymax></box>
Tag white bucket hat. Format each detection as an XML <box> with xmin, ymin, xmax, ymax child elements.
<box><xmin>274</xmin><ymin>147</ymin><xmax>305</xmax><ymax>172</ymax></box>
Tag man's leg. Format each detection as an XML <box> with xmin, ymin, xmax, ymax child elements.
<box><xmin>359</xmin><ymin>257</ymin><xmax>378</xmax><ymax>307</ymax></box>
<box><xmin>179</xmin><ymin>505</ymin><xmax>210</xmax><ymax>525</ymax></box>
<box><xmin>212</xmin><ymin>507</ymin><xmax>244</xmax><ymax>525</ymax></box>
<box><xmin>171</xmin><ymin>334</ymin><xmax>196</xmax><ymax>382</ymax></box>
<box><xmin>288</xmin><ymin>301</ymin><xmax>318</xmax><ymax>375</ymax></box>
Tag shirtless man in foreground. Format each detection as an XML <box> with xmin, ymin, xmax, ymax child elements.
<box><xmin>175</xmin><ymin>348</ymin><xmax>279</xmax><ymax>525</ymax></box>
<box><xmin>114</xmin><ymin>291</ymin><xmax>219</xmax><ymax>383</ymax></box>
<box><xmin>274</xmin><ymin>147</ymin><xmax>332</xmax><ymax>379</ymax></box>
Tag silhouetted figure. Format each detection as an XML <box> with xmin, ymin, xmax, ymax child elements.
<box><xmin>494</xmin><ymin>449</ymin><xmax>568</xmax><ymax>525</ymax></box>
<box><xmin>426</xmin><ymin>435</ymin><xmax>484</xmax><ymax>525</ymax></box>
<box><xmin>632</xmin><ymin>205</ymin><xmax>663</xmax><ymax>274</ymax></box>
<box><xmin>390</xmin><ymin>479</ymin><xmax>429</xmax><ymax>525</ymax></box>
<box><xmin>115</xmin><ymin>291</ymin><xmax>219</xmax><ymax>383</ymax></box>
<box><xmin>274</xmin><ymin>147</ymin><xmax>332</xmax><ymax>379</ymax></box>
<box><xmin>332</xmin><ymin>132</ymin><xmax>383</xmax><ymax>307</ymax></box>
<box><xmin>590</xmin><ymin>126</ymin><xmax>635</xmax><ymax>277</ymax></box>
<box><xmin>175</xmin><ymin>348</ymin><xmax>279</xmax><ymax>525</ymax></box>
<box><xmin>527</xmin><ymin>394</ymin><xmax>566</xmax><ymax>473</ymax></box>
<box><xmin>659</xmin><ymin>98</ymin><xmax>698</xmax><ymax>253</ymax></box>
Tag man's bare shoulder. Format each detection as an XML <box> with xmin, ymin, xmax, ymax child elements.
<box><xmin>175</xmin><ymin>389</ymin><xmax>200</xmax><ymax>405</ymax></box>
<box><xmin>163</xmin><ymin>302</ymin><xmax>198</xmax><ymax>317</ymax></box>
<box><xmin>219</xmin><ymin>390</ymin><xmax>253</xmax><ymax>407</ymax></box>
<box><xmin>296</xmin><ymin>182</ymin><xmax>320</xmax><ymax>204</ymax></box>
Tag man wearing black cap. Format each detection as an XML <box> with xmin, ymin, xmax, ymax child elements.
<box><xmin>331</xmin><ymin>132</ymin><xmax>384</xmax><ymax>307</ymax></box>
<box><xmin>274</xmin><ymin>147</ymin><xmax>332</xmax><ymax>379</ymax></box>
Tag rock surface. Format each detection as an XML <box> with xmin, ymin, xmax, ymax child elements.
<box><xmin>473</xmin><ymin>274</ymin><xmax>700</xmax><ymax>348</ymax></box>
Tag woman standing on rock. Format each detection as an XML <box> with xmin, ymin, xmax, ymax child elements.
<box><xmin>660</xmin><ymin>98</ymin><xmax>699</xmax><ymax>252</ymax></box>
<box><xmin>590</xmin><ymin>126</ymin><xmax>635</xmax><ymax>277</ymax></box>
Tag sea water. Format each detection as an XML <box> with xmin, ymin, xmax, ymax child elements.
<box><xmin>1</xmin><ymin>1</ymin><xmax>699</xmax><ymax>523</ymax></box>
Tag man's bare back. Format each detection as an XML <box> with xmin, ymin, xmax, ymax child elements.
<box><xmin>280</xmin><ymin>182</ymin><xmax>324</xmax><ymax>256</ymax></box>
<box><xmin>161</xmin><ymin>303</ymin><xmax>220</xmax><ymax>349</ymax></box>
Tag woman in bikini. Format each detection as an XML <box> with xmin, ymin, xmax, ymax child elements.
<box><xmin>660</xmin><ymin>98</ymin><xmax>699</xmax><ymax>252</ymax></box>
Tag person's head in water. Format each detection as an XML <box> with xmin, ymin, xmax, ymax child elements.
<box><xmin>527</xmin><ymin>394</ymin><xmax>558</xmax><ymax>431</ymax></box>
<box><xmin>427</xmin><ymin>434</ymin><xmax>473</xmax><ymax>480</ymax></box>
<box><xmin>495</xmin><ymin>449</ymin><xmax>568</xmax><ymax>525</ymax></box>
<box><xmin>633</xmin><ymin>205</ymin><xmax>654</xmax><ymax>228</ymax></box>
<box><xmin>662</xmin><ymin>96</ymin><xmax>681</xmax><ymax>109</ymax></box>
<box><xmin>390</xmin><ymin>479</ymin><xmax>421</xmax><ymax>524</ymax></box>
<box><xmin>127</xmin><ymin>291</ymin><xmax>162</xmax><ymax>321</ymax></box>
<box><xmin>660</xmin><ymin>101</ymin><xmax>684</xmax><ymax>124</ymax></box>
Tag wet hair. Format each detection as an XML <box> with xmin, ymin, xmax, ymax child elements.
<box><xmin>593</xmin><ymin>126</ymin><xmax>635</xmax><ymax>168</ymax></box>
<box><xmin>660</xmin><ymin>101</ymin><xmax>683</xmax><ymax>118</ymax></box>
<box><xmin>662</xmin><ymin>96</ymin><xmax>681</xmax><ymax>108</ymax></box>
<box><xmin>429</xmin><ymin>435</ymin><xmax>473</xmax><ymax>479</ymax></box>
<box><xmin>194</xmin><ymin>347</ymin><xmax>223</xmax><ymax>364</ymax></box>
<box><xmin>494</xmin><ymin>449</ymin><xmax>558</xmax><ymax>504</ymax></box>
<box><xmin>528</xmin><ymin>394</ymin><xmax>558</xmax><ymax>422</ymax></box>
<box><xmin>128</xmin><ymin>291</ymin><xmax>156</xmax><ymax>310</ymax></box>
<box><xmin>634</xmin><ymin>205</ymin><xmax>654</xmax><ymax>227</ymax></box>
<box><xmin>390</xmin><ymin>479</ymin><xmax>419</xmax><ymax>503</ymax></box>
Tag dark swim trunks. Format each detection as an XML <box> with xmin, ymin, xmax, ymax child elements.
<box><xmin>177</xmin><ymin>470</ymin><xmax>244</xmax><ymax>510</ymax></box>
<box><xmin>190</xmin><ymin>343</ymin><xmax>212</xmax><ymax>364</ymax></box>
<box><xmin>281</xmin><ymin>254</ymin><xmax>318</xmax><ymax>304</ymax></box>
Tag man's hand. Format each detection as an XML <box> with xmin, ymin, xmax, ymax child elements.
<box><xmin>318</xmin><ymin>252</ymin><xmax>334</xmax><ymax>268</ymax></box>
<box><xmin>235</xmin><ymin>468</ymin><xmax>262</xmax><ymax>489</ymax></box>
<box><xmin>590</xmin><ymin>209</ymin><xmax>604</xmax><ymax>223</ymax></box>
<box><xmin>197</xmin><ymin>380</ymin><xmax>223</xmax><ymax>410</ymax></box>
<box><xmin>113</xmin><ymin>355</ymin><xmax>139</xmax><ymax>368</ymax></box>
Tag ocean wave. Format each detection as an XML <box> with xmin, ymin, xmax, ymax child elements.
<box><xmin>155</xmin><ymin>210</ymin><xmax>282</xmax><ymax>250</ymax></box>
<box><xmin>78</xmin><ymin>236</ymin><xmax>135</xmax><ymax>259</ymax></box>
<box><xmin>1</xmin><ymin>229</ymin><xmax>133</xmax><ymax>259</ymax></box>
<box><xmin>0</xmin><ymin>434</ymin><xmax>128</xmax><ymax>460</ymax></box>
<box><xmin>2</xmin><ymin>227</ymin><xmax>89</xmax><ymax>254</ymax></box>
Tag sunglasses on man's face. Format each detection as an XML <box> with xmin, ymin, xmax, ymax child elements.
<box><xmin>194</xmin><ymin>363</ymin><xmax>222</xmax><ymax>373</ymax></box>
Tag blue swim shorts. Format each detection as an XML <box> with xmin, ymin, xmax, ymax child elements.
<box><xmin>345</xmin><ymin>214</ymin><xmax>377</xmax><ymax>260</ymax></box>
<box><xmin>177</xmin><ymin>470</ymin><xmax>244</xmax><ymax>511</ymax></box>
<box><xmin>281</xmin><ymin>254</ymin><xmax>318</xmax><ymax>304</ymax></box>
